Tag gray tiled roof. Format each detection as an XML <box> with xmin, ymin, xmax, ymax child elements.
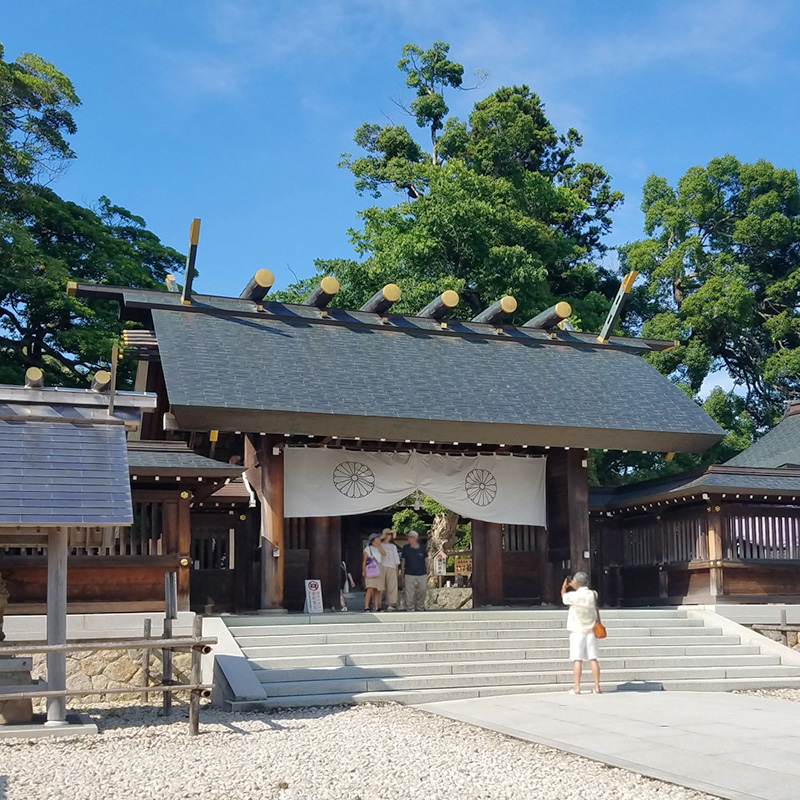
<box><xmin>0</xmin><ymin>419</ymin><xmax>132</xmax><ymax>525</ymax></box>
<box><xmin>726</xmin><ymin>407</ymin><xmax>800</xmax><ymax>469</ymax></box>
<box><xmin>590</xmin><ymin>466</ymin><xmax>800</xmax><ymax>509</ymax></box>
<box><xmin>127</xmin><ymin>441</ymin><xmax>244</xmax><ymax>475</ymax></box>
<box><xmin>152</xmin><ymin>308</ymin><xmax>723</xmax><ymax>452</ymax></box>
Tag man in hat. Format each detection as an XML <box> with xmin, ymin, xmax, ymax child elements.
<box><xmin>400</xmin><ymin>531</ymin><xmax>428</xmax><ymax>611</ymax></box>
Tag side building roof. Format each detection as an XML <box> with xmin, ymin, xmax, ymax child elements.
<box><xmin>725</xmin><ymin>402</ymin><xmax>800</xmax><ymax>469</ymax></box>
<box><xmin>127</xmin><ymin>440</ymin><xmax>245</xmax><ymax>478</ymax></box>
<box><xmin>590</xmin><ymin>464</ymin><xmax>800</xmax><ymax>511</ymax></box>
<box><xmin>0</xmin><ymin>386</ymin><xmax>156</xmax><ymax>526</ymax></box>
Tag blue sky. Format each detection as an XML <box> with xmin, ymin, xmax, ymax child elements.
<box><xmin>4</xmin><ymin>0</ymin><xmax>800</xmax><ymax>309</ymax></box>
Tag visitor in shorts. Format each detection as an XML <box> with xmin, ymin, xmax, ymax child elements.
<box><xmin>400</xmin><ymin>530</ymin><xmax>428</xmax><ymax>611</ymax></box>
<box><xmin>379</xmin><ymin>528</ymin><xmax>400</xmax><ymax>611</ymax></box>
<box><xmin>362</xmin><ymin>533</ymin><xmax>386</xmax><ymax>612</ymax></box>
<box><xmin>561</xmin><ymin>571</ymin><xmax>601</xmax><ymax>694</ymax></box>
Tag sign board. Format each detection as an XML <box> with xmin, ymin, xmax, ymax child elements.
<box><xmin>304</xmin><ymin>579</ymin><xmax>324</xmax><ymax>614</ymax></box>
<box><xmin>433</xmin><ymin>551</ymin><xmax>448</xmax><ymax>576</ymax></box>
<box><xmin>454</xmin><ymin>556</ymin><xmax>473</xmax><ymax>576</ymax></box>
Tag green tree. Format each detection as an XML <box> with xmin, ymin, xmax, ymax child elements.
<box><xmin>589</xmin><ymin>386</ymin><xmax>758</xmax><ymax>486</ymax></box>
<box><xmin>0</xmin><ymin>43</ymin><xmax>183</xmax><ymax>387</ymax></box>
<box><xmin>277</xmin><ymin>42</ymin><xmax>623</xmax><ymax>329</ymax></box>
<box><xmin>0</xmin><ymin>42</ymin><xmax>79</xmax><ymax>187</ymax></box>
<box><xmin>623</xmin><ymin>155</ymin><xmax>800</xmax><ymax>428</ymax></box>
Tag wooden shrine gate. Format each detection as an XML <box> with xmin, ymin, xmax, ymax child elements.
<box><xmin>189</xmin><ymin>512</ymin><xmax>255</xmax><ymax>613</ymax></box>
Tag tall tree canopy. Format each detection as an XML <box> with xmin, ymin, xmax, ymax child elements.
<box><xmin>0</xmin><ymin>43</ymin><xmax>183</xmax><ymax>387</ymax></box>
<box><xmin>0</xmin><ymin>42</ymin><xmax>79</xmax><ymax>187</ymax></box>
<box><xmin>278</xmin><ymin>41</ymin><xmax>623</xmax><ymax>329</ymax></box>
<box><xmin>623</xmin><ymin>155</ymin><xmax>800</xmax><ymax>429</ymax></box>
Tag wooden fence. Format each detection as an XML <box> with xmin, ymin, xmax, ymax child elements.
<box><xmin>0</xmin><ymin>617</ymin><xmax>215</xmax><ymax>736</ymax></box>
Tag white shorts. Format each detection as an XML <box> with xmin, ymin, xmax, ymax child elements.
<box><xmin>569</xmin><ymin>631</ymin><xmax>599</xmax><ymax>662</ymax></box>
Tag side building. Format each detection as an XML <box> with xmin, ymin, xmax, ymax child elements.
<box><xmin>590</xmin><ymin>401</ymin><xmax>800</xmax><ymax>606</ymax></box>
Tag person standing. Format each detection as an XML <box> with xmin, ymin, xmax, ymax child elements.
<box><xmin>362</xmin><ymin>533</ymin><xmax>386</xmax><ymax>612</ymax></box>
<box><xmin>561</xmin><ymin>571</ymin><xmax>601</xmax><ymax>695</ymax></box>
<box><xmin>379</xmin><ymin>529</ymin><xmax>400</xmax><ymax>611</ymax></box>
<box><xmin>400</xmin><ymin>531</ymin><xmax>428</xmax><ymax>611</ymax></box>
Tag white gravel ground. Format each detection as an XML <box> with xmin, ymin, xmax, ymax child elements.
<box><xmin>738</xmin><ymin>687</ymin><xmax>800</xmax><ymax>703</ymax></box>
<box><xmin>0</xmin><ymin>702</ymin><xmax>716</xmax><ymax>800</ymax></box>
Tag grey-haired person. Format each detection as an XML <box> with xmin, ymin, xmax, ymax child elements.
<box><xmin>400</xmin><ymin>531</ymin><xmax>428</xmax><ymax>611</ymax></box>
<box><xmin>561</xmin><ymin>571</ymin><xmax>601</xmax><ymax>694</ymax></box>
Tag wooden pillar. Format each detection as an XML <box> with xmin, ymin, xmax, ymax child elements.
<box><xmin>245</xmin><ymin>434</ymin><xmax>285</xmax><ymax>609</ymax></box>
<box><xmin>707</xmin><ymin>499</ymin><xmax>724</xmax><ymax>599</ymax></box>
<box><xmin>471</xmin><ymin>520</ymin><xmax>487</xmax><ymax>608</ymax></box>
<box><xmin>327</xmin><ymin>516</ymin><xmax>342</xmax><ymax>609</ymax></box>
<box><xmin>177</xmin><ymin>492</ymin><xmax>191</xmax><ymax>612</ymax></box>
<box><xmin>484</xmin><ymin>522</ymin><xmax>504</xmax><ymax>606</ymax></box>
<box><xmin>234</xmin><ymin>509</ymin><xmax>258</xmax><ymax>611</ymax></box>
<box><xmin>45</xmin><ymin>526</ymin><xmax>68</xmax><ymax>726</ymax></box>
<box><xmin>657</xmin><ymin>516</ymin><xmax>669</xmax><ymax>600</ymax></box>
<box><xmin>546</xmin><ymin>449</ymin><xmax>590</xmax><ymax>591</ymax></box>
<box><xmin>308</xmin><ymin>516</ymin><xmax>342</xmax><ymax>610</ymax></box>
<box><xmin>537</xmin><ymin>525</ymin><xmax>554</xmax><ymax>605</ymax></box>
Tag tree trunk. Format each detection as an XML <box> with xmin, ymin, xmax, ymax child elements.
<box><xmin>427</xmin><ymin>510</ymin><xmax>459</xmax><ymax>588</ymax></box>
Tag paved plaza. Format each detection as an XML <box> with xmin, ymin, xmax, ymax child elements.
<box><xmin>417</xmin><ymin>690</ymin><xmax>800</xmax><ymax>800</ymax></box>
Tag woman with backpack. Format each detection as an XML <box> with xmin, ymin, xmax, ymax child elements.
<box><xmin>362</xmin><ymin>533</ymin><xmax>386</xmax><ymax>612</ymax></box>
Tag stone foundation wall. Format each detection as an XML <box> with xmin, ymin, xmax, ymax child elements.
<box><xmin>30</xmin><ymin>649</ymin><xmax>192</xmax><ymax>708</ymax></box>
<box><xmin>750</xmin><ymin>626</ymin><xmax>800</xmax><ymax>652</ymax></box>
<box><xmin>425</xmin><ymin>587</ymin><xmax>473</xmax><ymax>610</ymax></box>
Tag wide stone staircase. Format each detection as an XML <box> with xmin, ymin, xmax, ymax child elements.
<box><xmin>218</xmin><ymin>608</ymin><xmax>800</xmax><ymax>710</ymax></box>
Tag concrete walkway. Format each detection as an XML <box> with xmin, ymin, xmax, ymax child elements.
<box><xmin>416</xmin><ymin>691</ymin><xmax>800</xmax><ymax>800</ymax></box>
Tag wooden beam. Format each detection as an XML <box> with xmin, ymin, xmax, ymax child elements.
<box><xmin>597</xmin><ymin>271</ymin><xmax>638</xmax><ymax>344</ymax></box>
<box><xmin>245</xmin><ymin>434</ymin><xmax>285</xmax><ymax>608</ymax></box>
<box><xmin>239</xmin><ymin>269</ymin><xmax>275</xmax><ymax>302</ymax></box>
<box><xmin>46</xmin><ymin>526</ymin><xmax>68</xmax><ymax>726</ymax></box>
<box><xmin>471</xmin><ymin>520</ymin><xmax>487</xmax><ymax>608</ymax></box>
<box><xmin>177</xmin><ymin>492</ymin><xmax>191</xmax><ymax>611</ymax></box>
<box><xmin>303</xmin><ymin>276</ymin><xmax>339</xmax><ymax>308</ymax></box>
<box><xmin>523</xmin><ymin>302</ymin><xmax>572</xmax><ymax>330</ymax></box>
<box><xmin>24</xmin><ymin>366</ymin><xmax>44</xmax><ymax>388</ymax></box>
<box><xmin>484</xmin><ymin>522</ymin><xmax>505</xmax><ymax>606</ymax></box>
<box><xmin>471</xmin><ymin>295</ymin><xmax>517</xmax><ymax>325</ymax></box>
<box><xmin>417</xmin><ymin>290</ymin><xmax>459</xmax><ymax>320</ymax></box>
<box><xmin>536</xmin><ymin>524</ymin><xmax>552</xmax><ymax>604</ymax></box>
<box><xmin>361</xmin><ymin>284</ymin><xmax>401</xmax><ymax>315</ymax></box>
<box><xmin>181</xmin><ymin>218</ymin><xmax>201</xmax><ymax>305</ymax></box>
<box><xmin>90</xmin><ymin>370</ymin><xmax>111</xmax><ymax>392</ymax></box>
<box><xmin>263</xmin><ymin>438</ymin><xmax>285</xmax><ymax>608</ymax></box>
<box><xmin>707</xmin><ymin>500</ymin><xmax>724</xmax><ymax>598</ymax></box>
<box><xmin>545</xmin><ymin>449</ymin><xmax>590</xmax><ymax>593</ymax></box>
<box><xmin>308</xmin><ymin>516</ymin><xmax>341</xmax><ymax>609</ymax></box>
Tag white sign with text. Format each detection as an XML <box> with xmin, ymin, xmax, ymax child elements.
<box><xmin>304</xmin><ymin>579</ymin><xmax>324</xmax><ymax>614</ymax></box>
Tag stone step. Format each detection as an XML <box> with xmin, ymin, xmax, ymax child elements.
<box><xmin>254</xmin><ymin>654</ymin><xmax>782</xmax><ymax>684</ymax></box>
<box><xmin>222</xmin><ymin>608</ymin><xmax>688</xmax><ymax>626</ymax></box>
<box><xmin>227</xmin><ymin>675</ymin><xmax>800</xmax><ymax>711</ymax></box>
<box><xmin>246</xmin><ymin>643</ymin><xmax>761</xmax><ymax>670</ymax></box>
<box><xmin>259</xmin><ymin>664</ymin><xmax>800</xmax><ymax>698</ymax></box>
<box><xmin>229</xmin><ymin>616</ymin><xmax>701</xmax><ymax>638</ymax></box>
<box><xmin>239</xmin><ymin>632</ymin><xmax>735</xmax><ymax>659</ymax></box>
<box><xmin>232</xmin><ymin>623</ymin><xmax>712</xmax><ymax>649</ymax></box>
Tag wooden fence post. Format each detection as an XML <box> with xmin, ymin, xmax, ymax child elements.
<box><xmin>162</xmin><ymin>572</ymin><xmax>177</xmax><ymax>716</ymax></box>
<box><xmin>142</xmin><ymin>618</ymin><xmax>151</xmax><ymax>704</ymax></box>
<box><xmin>45</xmin><ymin>525</ymin><xmax>68</xmax><ymax>726</ymax></box>
<box><xmin>188</xmin><ymin>615</ymin><xmax>202</xmax><ymax>736</ymax></box>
